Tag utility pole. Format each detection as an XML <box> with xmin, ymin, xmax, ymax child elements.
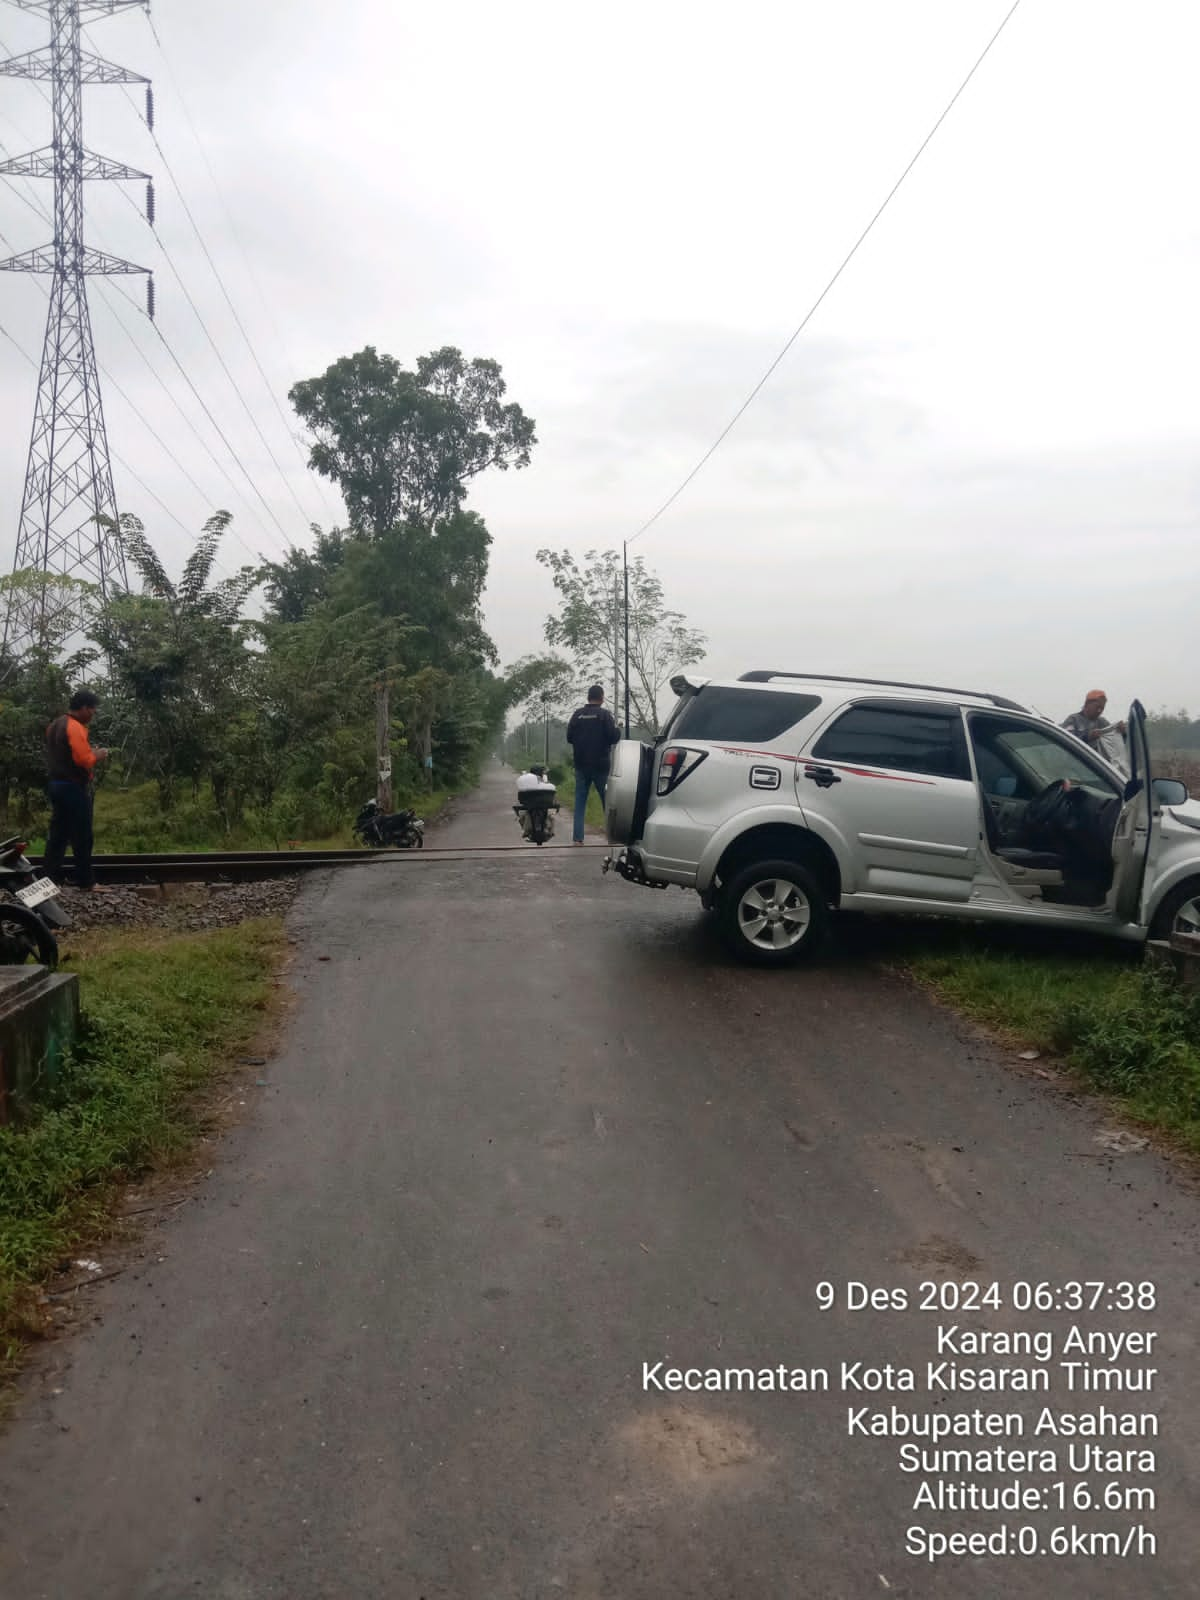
<box><xmin>622</xmin><ymin>540</ymin><xmax>631</xmax><ymax>738</ymax></box>
<box><xmin>542</xmin><ymin>692</ymin><xmax>550</xmax><ymax>768</ymax></box>
<box><xmin>375</xmin><ymin>680</ymin><xmax>393</xmax><ymax>812</ymax></box>
<box><xmin>611</xmin><ymin>571</ymin><xmax>620</xmax><ymax>713</ymax></box>
<box><xmin>0</xmin><ymin>0</ymin><xmax>154</xmax><ymax>658</ymax></box>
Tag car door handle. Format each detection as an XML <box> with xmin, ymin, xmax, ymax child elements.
<box><xmin>803</xmin><ymin>764</ymin><xmax>841</xmax><ymax>788</ymax></box>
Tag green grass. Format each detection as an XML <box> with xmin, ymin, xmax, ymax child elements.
<box><xmin>544</xmin><ymin>770</ymin><xmax>606</xmax><ymax>833</ymax></box>
<box><xmin>0</xmin><ymin>920</ymin><xmax>286</xmax><ymax>1369</ymax></box>
<box><xmin>905</xmin><ymin>938</ymin><xmax>1200</xmax><ymax>1155</ymax></box>
<box><xmin>19</xmin><ymin>778</ymin><xmax>455</xmax><ymax>854</ymax></box>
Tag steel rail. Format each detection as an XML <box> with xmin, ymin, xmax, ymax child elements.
<box><xmin>25</xmin><ymin>844</ymin><xmax>610</xmax><ymax>883</ymax></box>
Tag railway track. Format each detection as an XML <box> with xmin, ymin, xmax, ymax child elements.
<box><xmin>26</xmin><ymin>844</ymin><xmax>610</xmax><ymax>884</ymax></box>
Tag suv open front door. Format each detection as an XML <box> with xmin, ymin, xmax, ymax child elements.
<box><xmin>1112</xmin><ymin>700</ymin><xmax>1156</xmax><ymax>926</ymax></box>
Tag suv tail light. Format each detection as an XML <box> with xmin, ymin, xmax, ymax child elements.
<box><xmin>657</xmin><ymin>746</ymin><xmax>707</xmax><ymax>796</ymax></box>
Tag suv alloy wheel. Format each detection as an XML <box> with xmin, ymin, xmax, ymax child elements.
<box><xmin>717</xmin><ymin>857</ymin><xmax>830</xmax><ymax>966</ymax></box>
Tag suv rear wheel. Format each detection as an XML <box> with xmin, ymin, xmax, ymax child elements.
<box><xmin>716</xmin><ymin>857</ymin><xmax>829</xmax><ymax>967</ymax></box>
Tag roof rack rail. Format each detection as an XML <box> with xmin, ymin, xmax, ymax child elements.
<box><xmin>736</xmin><ymin>670</ymin><xmax>1027</xmax><ymax>713</ymax></box>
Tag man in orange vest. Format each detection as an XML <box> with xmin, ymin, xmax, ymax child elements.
<box><xmin>44</xmin><ymin>689</ymin><xmax>110</xmax><ymax>891</ymax></box>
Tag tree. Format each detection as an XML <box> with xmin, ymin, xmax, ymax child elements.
<box><xmin>1147</xmin><ymin>708</ymin><xmax>1200</xmax><ymax>754</ymax></box>
<box><xmin>289</xmin><ymin>345</ymin><xmax>537</xmax><ymax>535</ymax></box>
<box><xmin>0</xmin><ymin>569</ymin><xmax>98</xmax><ymax>686</ymax></box>
<box><xmin>0</xmin><ymin>626</ymin><xmax>83</xmax><ymax>825</ymax></box>
<box><xmin>92</xmin><ymin>513</ymin><xmax>259</xmax><ymax>809</ymax></box>
<box><xmin>501</xmin><ymin>653</ymin><xmax>576</xmax><ymax>720</ymax></box>
<box><xmin>260</xmin><ymin>526</ymin><xmax>350</xmax><ymax>623</ymax></box>
<box><xmin>535</xmin><ymin>548</ymin><xmax>706</xmax><ymax>734</ymax></box>
<box><xmin>285</xmin><ymin>344</ymin><xmax>535</xmax><ymax>790</ymax></box>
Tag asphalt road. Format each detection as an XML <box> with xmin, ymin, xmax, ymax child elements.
<box><xmin>1</xmin><ymin>763</ymin><xmax>1197</xmax><ymax>1597</ymax></box>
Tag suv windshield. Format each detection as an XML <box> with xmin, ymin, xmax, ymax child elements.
<box><xmin>668</xmin><ymin>687</ymin><xmax>821</xmax><ymax>744</ymax></box>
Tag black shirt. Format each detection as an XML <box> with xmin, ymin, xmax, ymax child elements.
<box><xmin>566</xmin><ymin>703</ymin><xmax>620</xmax><ymax>771</ymax></box>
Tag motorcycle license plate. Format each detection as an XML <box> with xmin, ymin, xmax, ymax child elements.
<box><xmin>15</xmin><ymin>876</ymin><xmax>58</xmax><ymax>909</ymax></box>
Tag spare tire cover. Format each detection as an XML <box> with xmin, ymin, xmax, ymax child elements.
<box><xmin>605</xmin><ymin>740</ymin><xmax>653</xmax><ymax>844</ymax></box>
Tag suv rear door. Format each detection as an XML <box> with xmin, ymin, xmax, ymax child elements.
<box><xmin>801</xmin><ymin>699</ymin><xmax>979</xmax><ymax>902</ymax></box>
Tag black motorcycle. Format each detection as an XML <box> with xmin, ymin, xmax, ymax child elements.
<box><xmin>513</xmin><ymin>770</ymin><xmax>560</xmax><ymax>847</ymax></box>
<box><xmin>0</xmin><ymin>834</ymin><xmax>70</xmax><ymax>966</ymax></box>
<box><xmin>353</xmin><ymin>799</ymin><xmax>425</xmax><ymax>850</ymax></box>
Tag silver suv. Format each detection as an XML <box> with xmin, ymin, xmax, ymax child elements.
<box><xmin>603</xmin><ymin>671</ymin><xmax>1200</xmax><ymax>966</ymax></box>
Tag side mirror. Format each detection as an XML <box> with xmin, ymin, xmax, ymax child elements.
<box><xmin>1152</xmin><ymin>777</ymin><xmax>1189</xmax><ymax>808</ymax></box>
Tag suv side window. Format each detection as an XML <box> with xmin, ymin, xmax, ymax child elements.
<box><xmin>811</xmin><ymin>702</ymin><xmax>970</xmax><ymax>781</ymax></box>
<box><xmin>968</xmin><ymin>716</ymin><xmax>1121</xmax><ymax>801</ymax></box>
<box><xmin>669</xmin><ymin>687</ymin><xmax>821</xmax><ymax>743</ymax></box>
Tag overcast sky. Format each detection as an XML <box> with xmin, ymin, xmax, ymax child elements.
<box><xmin>0</xmin><ymin>0</ymin><xmax>1196</xmax><ymax>719</ymax></box>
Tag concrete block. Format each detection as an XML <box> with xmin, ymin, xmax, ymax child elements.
<box><xmin>0</xmin><ymin>964</ymin><xmax>81</xmax><ymax>1125</ymax></box>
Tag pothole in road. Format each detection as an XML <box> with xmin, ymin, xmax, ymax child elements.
<box><xmin>618</xmin><ymin>1405</ymin><xmax>766</xmax><ymax>1489</ymax></box>
<box><xmin>895</xmin><ymin>1234</ymin><xmax>984</xmax><ymax>1277</ymax></box>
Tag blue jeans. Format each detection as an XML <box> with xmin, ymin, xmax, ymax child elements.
<box><xmin>44</xmin><ymin>780</ymin><xmax>94</xmax><ymax>887</ymax></box>
<box><xmin>573</xmin><ymin>766</ymin><xmax>607</xmax><ymax>842</ymax></box>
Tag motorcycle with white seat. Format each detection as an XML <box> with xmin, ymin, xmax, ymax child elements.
<box><xmin>514</xmin><ymin>767</ymin><xmax>559</xmax><ymax>846</ymax></box>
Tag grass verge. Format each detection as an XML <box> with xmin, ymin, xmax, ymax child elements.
<box><xmin>550</xmin><ymin>770</ymin><xmax>606</xmax><ymax>834</ymax></box>
<box><xmin>18</xmin><ymin>777</ymin><xmax>458</xmax><ymax>854</ymax></box>
<box><xmin>905</xmin><ymin>938</ymin><xmax>1200</xmax><ymax>1155</ymax></box>
<box><xmin>0</xmin><ymin>919</ymin><xmax>287</xmax><ymax>1371</ymax></box>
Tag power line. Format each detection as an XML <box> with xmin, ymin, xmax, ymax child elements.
<box><xmin>1</xmin><ymin>20</ymin><xmax>319</xmax><ymax>545</ymax></box>
<box><xmin>88</xmin><ymin>18</ymin><xmax>336</xmax><ymax>522</ymax></box>
<box><xmin>0</xmin><ymin>124</ymin><xmax>53</xmax><ymax>226</ymax></box>
<box><xmin>93</xmin><ymin>280</ymin><xmax>288</xmax><ymax>559</ymax></box>
<box><xmin>0</xmin><ymin>152</ymin><xmax>297</xmax><ymax>557</ymax></box>
<box><xmin>0</xmin><ymin>316</ymin><xmax>196</xmax><ymax>546</ymax></box>
<box><xmin>75</xmin><ymin>19</ymin><xmax>327</xmax><ymax>533</ymax></box>
<box><xmin>0</xmin><ymin>202</ymin><xmax>279</xmax><ymax>570</ymax></box>
<box><xmin>146</xmin><ymin>313</ymin><xmax>299</xmax><ymax>551</ymax></box>
<box><xmin>0</xmin><ymin>33</ymin><xmax>290</xmax><ymax>566</ymax></box>
<box><xmin>137</xmin><ymin>220</ymin><xmax>315</xmax><ymax>540</ymax></box>
<box><xmin>627</xmin><ymin>0</ymin><xmax>1025</xmax><ymax>547</ymax></box>
<box><xmin>147</xmin><ymin>13</ymin><xmax>340</xmax><ymax>524</ymax></box>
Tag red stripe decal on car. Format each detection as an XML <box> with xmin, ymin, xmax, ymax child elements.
<box><xmin>717</xmin><ymin>746</ymin><xmax>801</xmax><ymax>763</ymax></box>
<box><xmin>822</xmin><ymin>765</ymin><xmax>936</xmax><ymax>786</ymax></box>
<box><xmin>716</xmin><ymin>746</ymin><xmax>936</xmax><ymax>785</ymax></box>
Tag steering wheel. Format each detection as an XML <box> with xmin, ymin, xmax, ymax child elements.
<box><xmin>1023</xmin><ymin>778</ymin><xmax>1079</xmax><ymax>839</ymax></box>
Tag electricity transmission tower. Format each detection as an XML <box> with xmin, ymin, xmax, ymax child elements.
<box><xmin>0</xmin><ymin>0</ymin><xmax>154</xmax><ymax>658</ymax></box>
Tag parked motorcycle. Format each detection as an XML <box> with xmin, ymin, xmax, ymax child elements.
<box><xmin>0</xmin><ymin>835</ymin><xmax>69</xmax><ymax>966</ymax></box>
<box><xmin>513</xmin><ymin>767</ymin><xmax>559</xmax><ymax>847</ymax></box>
<box><xmin>353</xmin><ymin>799</ymin><xmax>425</xmax><ymax>850</ymax></box>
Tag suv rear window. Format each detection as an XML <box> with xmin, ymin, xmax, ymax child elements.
<box><xmin>669</xmin><ymin>687</ymin><xmax>821</xmax><ymax>744</ymax></box>
<box><xmin>812</xmin><ymin>702</ymin><xmax>969</xmax><ymax>780</ymax></box>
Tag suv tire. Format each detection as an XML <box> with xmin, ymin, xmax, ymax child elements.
<box><xmin>716</xmin><ymin>857</ymin><xmax>829</xmax><ymax>966</ymax></box>
<box><xmin>1149</xmin><ymin>875</ymin><xmax>1200</xmax><ymax>942</ymax></box>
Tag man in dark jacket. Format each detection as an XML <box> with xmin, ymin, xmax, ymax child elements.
<box><xmin>566</xmin><ymin>685</ymin><xmax>620</xmax><ymax>844</ymax></box>
<box><xmin>44</xmin><ymin>689</ymin><xmax>109</xmax><ymax>891</ymax></box>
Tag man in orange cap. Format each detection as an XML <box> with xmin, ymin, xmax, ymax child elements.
<box><xmin>1062</xmin><ymin>690</ymin><xmax>1126</xmax><ymax>749</ymax></box>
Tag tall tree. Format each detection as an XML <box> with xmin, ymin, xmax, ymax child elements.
<box><xmin>261</xmin><ymin>526</ymin><xmax>350</xmax><ymax>623</ymax></box>
<box><xmin>289</xmin><ymin>346</ymin><xmax>536</xmax><ymax>535</ymax></box>
<box><xmin>536</xmin><ymin>548</ymin><xmax>707</xmax><ymax>734</ymax></box>
<box><xmin>501</xmin><ymin>653</ymin><xmax>575</xmax><ymax>714</ymax></box>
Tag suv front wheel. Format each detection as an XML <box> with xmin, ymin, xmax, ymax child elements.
<box><xmin>716</xmin><ymin>858</ymin><xmax>830</xmax><ymax>967</ymax></box>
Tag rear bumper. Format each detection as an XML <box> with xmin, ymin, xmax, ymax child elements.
<box><xmin>604</xmin><ymin>844</ymin><xmax>692</xmax><ymax>889</ymax></box>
